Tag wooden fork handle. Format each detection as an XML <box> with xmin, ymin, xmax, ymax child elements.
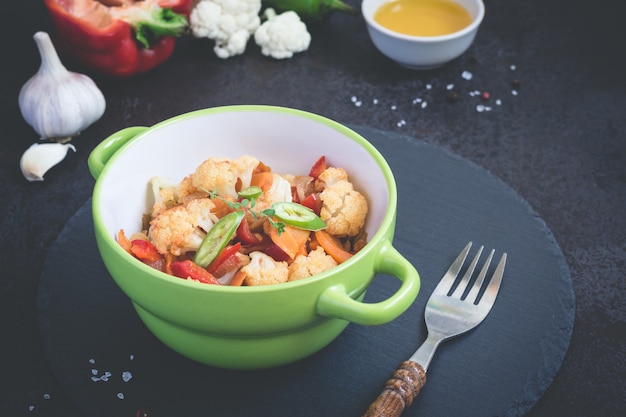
<box><xmin>361</xmin><ymin>360</ymin><xmax>427</xmax><ymax>417</ymax></box>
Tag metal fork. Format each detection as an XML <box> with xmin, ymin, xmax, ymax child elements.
<box><xmin>362</xmin><ymin>242</ymin><xmax>507</xmax><ymax>417</ymax></box>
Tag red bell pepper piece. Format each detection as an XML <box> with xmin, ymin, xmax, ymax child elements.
<box><xmin>308</xmin><ymin>156</ymin><xmax>326</xmax><ymax>179</ymax></box>
<box><xmin>170</xmin><ymin>260</ymin><xmax>221</xmax><ymax>285</ymax></box>
<box><xmin>206</xmin><ymin>242</ymin><xmax>242</xmax><ymax>277</ymax></box>
<box><xmin>264</xmin><ymin>243</ymin><xmax>291</xmax><ymax>262</ymax></box>
<box><xmin>130</xmin><ymin>239</ymin><xmax>162</xmax><ymax>263</ymax></box>
<box><xmin>236</xmin><ymin>218</ymin><xmax>263</xmax><ymax>245</ymax></box>
<box><xmin>300</xmin><ymin>193</ymin><xmax>322</xmax><ymax>216</ymax></box>
<box><xmin>44</xmin><ymin>0</ymin><xmax>192</xmax><ymax>77</ymax></box>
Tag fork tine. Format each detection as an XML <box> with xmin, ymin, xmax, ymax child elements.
<box><xmin>479</xmin><ymin>253</ymin><xmax>507</xmax><ymax>306</ymax></box>
<box><xmin>451</xmin><ymin>245</ymin><xmax>484</xmax><ymax>298</ymax></box>
<box><xmin>432</xmin><ymin>242</ymin><xmax>473</xmax><ymax>295</ymax></box>
<box><xmin>465</xmin><ymin>249</ymin><xmax>494</xmax><ymax>303</ymax></box>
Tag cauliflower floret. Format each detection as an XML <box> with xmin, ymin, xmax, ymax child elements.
<box><xmin>254</xmin><ymin>8</ymin><xmax>311</xmax><ymax>59</ymax></box>
<box><xmin>149</xmin><ymin>176</ymin><xmax>180</xmax><ymax>218</ymax></box>
<box><xmin>253</xmin><ymin>173</ymin><xmax>293</xmax><ymax>211</ymax></box>
<box><xmin>288</xmin><ymin>246</ymin><xmax>337</xmax><ymax>281</ymax></box>
<box><xmin>148</xmin><ymin>198</ymin><xmax>219</xmax><ymax>256</ymax></box>
<box><xmin>190</xmin><ymin>0</ymin><xmax>261</xmax><ymax>59</ymax></box>
<box><xmin>240</xmin><ymin>251</ymin><xmax>289</xmax><ymax>286</ymax></box>
<box><xmin>190</xmin><ymin>155</ymin><xmax>259</xmax><ymax>199</ymax></box>
<box><xmin>316</xmin><ymin>167</ymin><xmax>368</xmax><ymax>237</ymax></box>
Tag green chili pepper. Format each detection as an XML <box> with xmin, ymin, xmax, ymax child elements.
<box><xmin>193</xmin><ymin>211</ymin><xmax>245</xmax><ymax>268</ymax></box>
<box><xmin>272</xmin><ymin>202</ymin><xmax>327</xmax><ymax>231</ymax></box>
<box><xmin>238</xmin><ymin>186</ymin><xmax>263</xmax><ymax>200</ymax></box>
<box><xmin>262</xmin><ymin>0</ymin><xmax>359</xmax><ymax>20</ymax></box>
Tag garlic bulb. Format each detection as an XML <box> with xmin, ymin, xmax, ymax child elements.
<box><xmin>18</xmin><ymin>32</ymin><xmax>106</xmax><ymax>142</ymax></box>
<box><xmin>20</xmin><ymin>142</ymin><xmax>76</xmax><ymax>182</ymax></box>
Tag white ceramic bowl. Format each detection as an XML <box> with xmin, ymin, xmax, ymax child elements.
<box><xmin>362</xmin><ymin>0</ymin><xmax>485</xmax><ymax>70</ymax></box>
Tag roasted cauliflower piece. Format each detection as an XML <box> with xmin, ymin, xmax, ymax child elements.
<box><xmin>149</xmin><ymin>176</ymin><xmax>180</xmax><ymax>218</ymax></box>
<box><xmin>316</xmin><ymin>167</ymin><xmax>368</xmax><ymax>237</ymax></box>
<box><xmin>288</xmin><ymin>246</ymin><xmax>337</xmax><ymax>281</ymax></box>
<box><xmin>253</xmin><ymin>172</ymin><xmax>293</xmax><ymax>211</ymax></box>
<box><xmin>188</xmin><ymin>155</ymin><xmax>260</xmax><ymax>199</ymax></box>
<box><xmin>148</xmin><ymin>198</ymin><xmax>219</xmax><ymax>256</ymax></box>
<box><xmin>239</xmin><ymin>251</ymin><xmax>289</xmax><ymax>286</ymax></box>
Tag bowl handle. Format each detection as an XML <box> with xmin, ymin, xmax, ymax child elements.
<box><xmin>88</xmin><ymin>126</ymin><xmax>148</xmax><ymax>180</ymax></box>
<box><xmin>316</xmin><ymin>239</ymin><xmax>420</xmax><ymax>325</ymax></box>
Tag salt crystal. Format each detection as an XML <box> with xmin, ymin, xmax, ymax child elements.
<box><xmin>89</xmin><ymin>359</ymin><xmax>95</xmax><ymax>364</ymax></box>
<box><xmin>130</xmin><ymin>354</ymin><xmax>135</xmax><ymax>361</ymax></box>
<box><xmin>355</xmin><ymin>101</ymin><xmax>362</xmax><ymax>107</ymax></box>
<box><xmin>43</xmin><ymin>394</ymin><xmax>51</xmax><ymax>400</ymax></box>
<box><xmin>510</xmin><ymin>64</ymin><xmax>517</xmax><ymax>71</ymax></box>
<box><xmin>391</xmin><ymin>105</ymin><xmax>397</xmax><ymax>110</ymax></box>
<box><xmin>421</xmin><ymin>101</ymin><xmax>428</xmax><ymax>109</ymax></box>
<box><xmin>28</xmin><ymin>405</ymin><xmax>35</xmax><ymax>411</ymax></box>
<box><xmin>117</xmin><ymin>392</ymin><xmax>125</xmax><ymax>400</ymax></box>
<box><xmin>373</xmin><ymin>98</ymin><xmax>378</xmax><ymax>104</ymax></box>
<box><xmin>426</xmin><ymin>84</ymin><xmax>432</xmax><ymax>89</ymax></box>
<box><xmin>122</xmin><ymin>371</ymin><xmax>133</xmax><ymax>383</ymax></box>
<box><xmin>351</xmin><ymin>96</ymin><xmax>357</xmax><ymax>103</ymax></box>
<box><xmin>446</xmin><ymin>84</ymin><xmax>454</xmax><ymax>90</ymax></box>
<box><xmin>91</xmin><ymin>376</ymin><xmax>100</xmax><ymax>382</ymax></box>
<box><xmin>476</xmin><ymin>104</ymin><xmax>486</xmax><ymax>112</ymax></box>
<box><xmin>462</xmin><ymin>71</ymin><xmax>473</xmax><ymax>80</ymax></box>
<box><xmin>496</xmin><ymin>99</ymin><xmax>502</xmax><ymax>105</ymax></box>
<box><xmin>412</xmin><ymin>98</ymin><xmax>422</xmax><ymax>104</ymax></box>
<box><xmin>512</xmin><ymin>90</ymin><xmax>519</xmax><ymax>96</ymax></box>
<box><xmin>91</xmin><ymin>369</ymin><xmax>98</xmax><ymax>375</ymax></box>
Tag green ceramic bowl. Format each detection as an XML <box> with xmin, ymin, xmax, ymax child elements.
<box><xmin>88</xmin><ymin>105</ymin><xmax>420</xmax><ymax>369</ymax></box>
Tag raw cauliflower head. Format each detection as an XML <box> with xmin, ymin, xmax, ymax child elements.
<box><xmin>316</xmin><ymin>167</ymin><xmax>368</xmax><ymax>237</ymax></box>
<box><xmin>148</xmin><ymin>198</ymin><xmax>219</xmax><ymax>256</ymax></box>
<box><xmin>190</xmin><ymin>0</ymin><xmax>262</xmax><ymax>58</ymax></box>
<box><xmin>254</xmin><ymin>9</ymin><xmax>311</xmax><ymax>59</ymax></box>
<box><xmin>190</xmin><ymin>155</ymin><xmax>260</xmax><ymax>199</ymax></box>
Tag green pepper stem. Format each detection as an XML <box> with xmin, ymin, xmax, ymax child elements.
<box><xmin>112</xmin><ymin>6</ymin><xmax>189</xmax><ymax>49</ymax></box>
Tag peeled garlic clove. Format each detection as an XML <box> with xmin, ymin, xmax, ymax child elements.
<box><xmin>18</xmin><ymin>32</ymin><xmax>106</xmax><ymax>142</ymax></box>
<box><xmin>20</xmin><ymin>142</ymin><xmax>76</xmax><ymax>182</ymax></box>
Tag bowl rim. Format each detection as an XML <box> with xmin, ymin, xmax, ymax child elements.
<box><xmin>92</xmin><ymin>105</ymin><xmax>399</xmax><ymax>293</ymax></box>
<box><xmin>362</xmin><ymin>0</ymin><xmax>485</xmax><ymax>43</ymax></box>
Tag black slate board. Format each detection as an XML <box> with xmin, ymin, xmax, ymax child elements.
<box><xmin>37</xmin><ymin>126</ymin><xmax>575</xmax><ymax>417</ymax></box>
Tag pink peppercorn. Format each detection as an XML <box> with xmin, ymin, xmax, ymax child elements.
<box><xmin>481</xmin><ymin>91</ymin><xmax>490</xmax><ymax>101</ymax></box>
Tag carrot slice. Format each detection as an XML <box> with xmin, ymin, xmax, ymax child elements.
<box><xmin>267</xmin><ymin>223</ymin><xmax>310</xmax><ymax>260</ymax></box>
<box><xmin>164</xmin><ymin>253</ymin><xmax>177</xmax><ymax>276</ymax></box>
<box><xmin>314</xmin><ymin>230</ymin><xmax>353</xmax><ymax>264</ymax></box>
<box><xmin>250</xmin><ymin>172</ymin><xmax>274</xmax><ymax>192</ymax></box>
<box><xmin>230</xmin><ymin>270</ymin><xmax>247</xmax><ymax>286</ymax></box>
<box><xmin>117</xmin><ymin>229</ymin><xmax>133</xmax><ymax>254</ymax></box>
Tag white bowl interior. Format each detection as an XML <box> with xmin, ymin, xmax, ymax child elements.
<box><xmin>95</xmin><ymin>107</ymin><xmax>392</xmax><ymax>247</ymax></box>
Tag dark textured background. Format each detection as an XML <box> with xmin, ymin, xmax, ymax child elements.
<box><xmin>1</xmin><ymin>0</ymin><xmax>624</xmax><ymax>416</ymax></box>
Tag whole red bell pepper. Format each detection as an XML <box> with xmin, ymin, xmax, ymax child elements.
<box><xmin>44</xmin><ymin>0</ymin><xmax>192</xmax><ymax>77</ymax></box>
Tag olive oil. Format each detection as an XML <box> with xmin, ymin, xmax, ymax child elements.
<box><xmin>374</xmin><ymin>0</ymin><xmax>473</xmax><ymax>37</ymax></box>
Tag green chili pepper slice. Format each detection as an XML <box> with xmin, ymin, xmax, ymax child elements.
<box><xmin>238</xmin><ymin>186</ymin><xmax>262</xmax><ymax>200</ymax></box>
<box><xmin>272</xmin><ymin>202</ymin><xmax>327</xmax><ymax>231</ymax></box>
<box><xmin>193</xmin><ymin>210</ymin><xmax>245</xmax><ymax>268</ymax></box>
